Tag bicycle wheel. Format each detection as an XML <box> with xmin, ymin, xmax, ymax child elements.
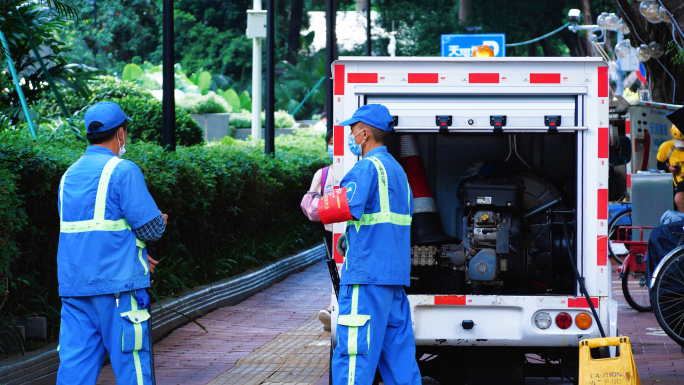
<box><xmin>621</xmin><ymin>265</ymin><xmax>652</xmax><ymax>312</ymax></box>
<box><xmin>608</xmin><ymin>209</ymin><xmax>632</xmax><ymax>264</ymax></box>
<box><xmin>652</xmin><ymin>250</ymin><xmax>684</xmax><ymax>346</ymax></box>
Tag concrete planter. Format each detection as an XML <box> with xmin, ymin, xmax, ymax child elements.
<box><xmin>233</xmin><ymin>127</ymin><xmax>295</xmax><ymax>140</ymax></box>
<box><xmin>190</xmin><ymin>113</ymin><xmax>233</xmax><ymax>142</ymax></box>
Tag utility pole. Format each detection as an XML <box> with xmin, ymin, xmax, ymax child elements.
<box><xmin>249</xmin><ymin>1</ymin><xmax>264</xmax><ymax>140</ymax></box>
<box><xmin>326</xmin><ymin>0</ymin><xmax>336</xmax><ymax>136</ymax></box>
<box><xmin>162</xmin><ymin>0</ymin><xmax>176</xmax><ymax>151</ymax></box>
<box><xmin>366</xmin><ymin>0</ymin><xmax>371</xmax><ymax>56</ymax></box>
<box><xmin>265</xmin><ymin>0</ymin><xmax>275</xmax><ymax>155</ymax></box>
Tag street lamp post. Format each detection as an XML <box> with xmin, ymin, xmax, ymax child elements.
<box><xmin>162</xmin><ymin>0</ymin><xmax>176</xmax><ymax>151</ymax></box>
<box><xmin>265</xmin><ymin>0</ymin><xmax>275</xmax><ymax>155</ymax></box>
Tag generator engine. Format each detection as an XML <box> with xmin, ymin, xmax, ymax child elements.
<box><xmin>460</xmin><ymin>178</ymin><xmax>527</xmax><ymax>291</ymax></box>
<box><xmin>405</xmin><ymin>173</ymin><xmax>571</xmax><ymax>296</ymax></box>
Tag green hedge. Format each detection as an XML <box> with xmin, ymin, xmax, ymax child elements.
<box><xmin>40</xmin><ymin>76</ymin><xmax>204</xmax><ymax>147</ymax></box>
<box><xmin>0</xmin><ymin>128</ymin><xmax>328</xmax><ymax>352</ymax></box>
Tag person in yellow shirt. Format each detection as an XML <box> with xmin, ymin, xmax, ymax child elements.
<box><xmin>657</xmin><ymin>107</ymin><xmax>684</xmax><ymax>212</ymax></box>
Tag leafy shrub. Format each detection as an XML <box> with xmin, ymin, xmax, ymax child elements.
<box><xmin>39</xmin><ymin>76</ymin><xmax>204</xmax><ymax>147</ymax></box>
<box><xmin>229</xmin><ymin>109</ymin><xmax>253</xmax><ymax>129</ymax></box>
<box><xmin>178</xmin><ymin>92</ymin><xmax>232</xmax><ymax>114</ymax></box>
<box><xmin>0</xmin><ymin>128</ymin><xmax>327</xmax><ymax>353</ymax></box>
<box><xmin>229</xmin><ymin>109</ymin><xmax>296</xmax><ymax>129</ymax></box>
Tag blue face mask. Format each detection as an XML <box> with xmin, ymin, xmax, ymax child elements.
<box><xmin>348</xmin><ymin>129</ymin><xmax>366</xmax><ymax>157</ymax></box>
<box><xmin>327</xmin><ymin>145</ymin><xmax>334</xmax><ymax>160</ymax></box>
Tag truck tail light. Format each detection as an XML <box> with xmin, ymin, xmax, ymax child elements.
<box><xmin>533</xmin><ymin>312</ymin><xmax>552</xmax><ymax>329</ymax></box>
<box><xmin>556</xmin><ymin>312</ymin><xmax>572</xmax><ymax>329</ymax></box>
<box><xmin>575</xmin><ymin>313</ymin><xmax>593</xmax><ymax>330</ymax></box>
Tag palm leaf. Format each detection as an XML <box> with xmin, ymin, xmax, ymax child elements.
<box><xmin>42</xmin><ymin>0</ymin><xmax>81</xmax><ymax>20</ymax></box>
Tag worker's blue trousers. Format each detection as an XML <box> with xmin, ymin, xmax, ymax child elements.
<box><xmin>57</xmin><ymin>289</ymin><xmax>152</xmax><ymax>385</ymax></box>
<box><xmin>332</xmin><ymin>284</ymin><xmax>421</xmax><ymax>385</ymax></box>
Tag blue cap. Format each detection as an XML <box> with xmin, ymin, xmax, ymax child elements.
<box><xmin>84</xmin><ymin>102</ymin><xmax>132</xmax><ymax>133</ymax></box>
<box><xmin>338</xmin><ymin>104</ymin><xmax>394</xmax><ymax>132</ymax></box>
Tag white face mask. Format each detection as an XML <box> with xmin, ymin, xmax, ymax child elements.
<box><xmin>117</xmin><ymin>130</ymin><xmax>127</xmax><ymax>157</ymax></box>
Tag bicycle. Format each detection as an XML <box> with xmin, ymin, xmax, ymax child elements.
<box><xmin>615</xmin><ymin>226</ymin><xmax>653</xmax><ymax>312</ymax></box>
<box><xmin>608</xmin><ymin>204</ymin><xmax>632</xmax><ymax>264</ymax></box>
<box><xmin>650</xmin><ymin>242</ymin><xmax>684</xmax><ymax>348</ymax></box>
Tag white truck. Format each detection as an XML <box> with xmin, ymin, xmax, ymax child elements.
<box><xmin>329</xmin><ymin>57</ymin><xmax>617</xmax><ymax>383</ymax></box>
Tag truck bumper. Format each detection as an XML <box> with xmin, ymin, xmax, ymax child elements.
<box><xmin>409</xmin><ymin>295</ymin><xmax>618</xmax><ymax>347</ymax></box>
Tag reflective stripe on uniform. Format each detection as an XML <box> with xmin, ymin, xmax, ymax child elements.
<box><xmin>348</xmin><ymin>284</ymin><xmax>362</xmax><ymax>385</ymax></box>
<box><xmin>130</xmin><ymin>292</ymin><xmax>145</xmax><ymax>385</ymax></box>
<box><xmin>59</xmin><ymin>157</ymin><xmax>148</xmax><ymax>275</ymax></box>
<box><xmin>348</xmin><ymin>156</ymin><xmax>412</xmax><ymax>233</ymax></box>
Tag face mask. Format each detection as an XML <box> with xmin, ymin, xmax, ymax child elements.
<box><xmin>348</xmin><ymin>129</ymin><xmax>366</xmax><ymax>157</ymax></box>
<box><xmin>117</xmin><ymin>130</ymin><xmax>127</xmax><ymax>158</ymax></box>
<box><xmin>327</xmin><ymin>145</ymin><xmax>334</xmax><ymax>161</ymax></box>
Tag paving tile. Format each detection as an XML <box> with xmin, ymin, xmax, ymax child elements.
<box><xmin>96</xmin><ymin>257</ymin><xmax>684</xmax><ymax>385</ymax></box>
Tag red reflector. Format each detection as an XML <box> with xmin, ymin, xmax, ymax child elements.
<box><xmin>435</xmin><ymin>295</ymin><xmax>466</xmax><ymax>305</ymax></box>
<box><xmin>348</xmin><ymin>73</ymin><xmax>378</xmax><ymax>83</ymax></box>
<box><xmin>334</xmin><ymin>65</ymin><xmax>345</xmax><ymax>95</ymax></box>
<box><xmin>496</xmin><ymin>122</ymin><xmax>501</xmax><ymax>125</ymax></box>
<box><xmin>408</xmin><ymin>73</ymin><xmax>439</xmax><ymax>84</ymax></box>
<box><xmin>598</xmin><ymin>67</ymin><xmax>608</xmax><ymax>97</ymax></box>
<box><xmin>530</xmin><ymin>73</ymin><xmax>561</xmax><ymax>84</ymax></box>
<box><xmin>440</xmin><ymin>122</ymin><xmax>446</xmax><ymax>126</ymax></box>
<box><xmin>598</xmin><ymin>189</ymin><xmax>608</xmax><ymax>220</ymax></box>
<box><xmin>556</xmin><ymin>312</ymin><xmax>572</xmax><ymax>329</ymax></box>
<box><xmin>333</xmin><ymin>125</ymin><xmax>345</xmax><ymax>156</ymax></box>
<box><xmin>550</xmin><ymin>122</ymin><xmax>556</xmax><ymax>126</ymax></box>
<box><xmin>617</xmin><ymin>266</ymin><xmax>623</xmax><ymax>274</ymax></box>
<box><xmin>469</xmin><ymin>73</ymin><xmax>499</xmax><ymax>84</ymax></box>
<box><xmin>598</xmin><ymin>127</ymin><xmax>609</xmax><ymax>158</ymax></box>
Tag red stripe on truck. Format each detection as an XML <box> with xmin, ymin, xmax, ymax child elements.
<box><xmin>348</xmin><ymin>73</ymin><xmax>378</xmax><ymax>83</ymax></box>
<box><xmin>598</xmin><ymin>189</ymin><xmax>608</xmax><ymax>220</ymax></box>
<box><xmin>469</xmin><ymin>73</ymin><xmax>499</xmax><ymax>84</ymax></box>
<box><xmin>598</xmin><ymin>67</ymin><xmax>608</xmax><ymax>97</ymax></box>
<box><xmin>333</xmin><ymin>125</ymin><xmax>345</xmax><ymax>156</ymax></box>
<box><xmin>627</xmin><ymin>174</ymin><xmax>631</xmax><ymax>188</ymax></box>
<box><xmin>568</xmin><ymin>297</ymin><xmax>599</xmax><ymax>308</ymax></box>
<box><xmin>598</xmin><ymin>127</ymin><xmax>609</xmax><ymax>158</ymax></box>
<box><xmin>408</xmin><ymin>73</ymin><xmax>439</xmax><ymax>83</ymax></box>
<box><xmin>333</xmin><ymin>233</ymin><xmax>344</xmax><ymax>264</ymax></box>
<box><xmin>530</xmin><ymin>73</ymin><xmax>561</xmax><ymax>84</ymax></box>
<box><xmin>597</xmin><ymin>235</ymin><xmax>607</xmax><ymax>266</ymax></box>
<box><xmin>435</xmin><ymin>295</ymin><xmax>466</xmax><ymax>305</ymax></box>
<box><xmin>334</xmin><ymin>65</ymin><xmax>345</xmax><ymax>95</ymax></box>
<box><xmin>625</xmin><ymin>119</ymin><xmax>631</xmax><ymax>135</ymax></box>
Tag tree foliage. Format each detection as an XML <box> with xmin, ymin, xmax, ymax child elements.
<box><xmin>615</xmin><ymin>0</ymin><xmax>684</xmax><ymax>104</ymax></box>
<box><xmin>373</xmin><ymin>0</ymin><xmax>618</xmax><ymax>57</ymax></box>
<box><xmin>0</xmin><ymin>0</ymin><xmax>99</xmax><ymax>127</ymax></box>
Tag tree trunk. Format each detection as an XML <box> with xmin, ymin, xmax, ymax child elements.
<box><xmin>581</xmin><ymin>0</ymin><xmax>593</xmax><ymax>56</ymax></box>
<box><xmin>459</xmin><ymin>0</ymin><xmax>472</xmax><ymax>25</ymax></box>
<box><xmin>287</xmin><ymin>0</ymin><xmax>304</xmax><ymax>65</ymax></box>
<box><xmin>615</xmin><ymin>0</ymin><xmax>684</xmax><ymax>104</ymax></box>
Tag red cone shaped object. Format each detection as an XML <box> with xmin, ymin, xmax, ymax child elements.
<box><xmin>399</xmin><ymin>134</ymin><xmax>452</xmax><ymax>244</ymax></box>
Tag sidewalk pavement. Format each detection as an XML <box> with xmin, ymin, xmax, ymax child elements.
<box><xmin>96</xmin><ymin>259</ymin><xmax>684</xmax><ymax>385</ymax></box>
<box><xmin>96</xmin><ymin>260</ymin><xmax>332</xmax><ymax>385</ymax></box>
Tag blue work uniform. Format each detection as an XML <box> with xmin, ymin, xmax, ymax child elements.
<box><xmin>56</xmin><ymin>146</ymin><xmax>160</xmax><ymax>385</ymax></box>
<box><xmin>332</xmin><ymin>146</ymin><xmax>422</xmax><ymax>385</ymax></box>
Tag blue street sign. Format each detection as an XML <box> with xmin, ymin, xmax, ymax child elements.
<box><xmin>441</xmin><ymin>34</ymin><xmax>506</xmax><ymax>58</ymax></box>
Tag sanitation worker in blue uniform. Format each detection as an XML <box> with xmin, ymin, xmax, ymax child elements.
<box><xmin>56</xmin><ymin>102</ymin><xmax>167</xmax><ymax>385</ymax></box>
<box><xmin>316</xmin><ymin>104</ymin><xmax>422</xmax><ymax>385</ymax></box>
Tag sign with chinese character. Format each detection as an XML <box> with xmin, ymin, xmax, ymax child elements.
<box><xmin>441</xmin><ymin>34</ymin><xmax>506</xmax><ymax>58</ymax></box>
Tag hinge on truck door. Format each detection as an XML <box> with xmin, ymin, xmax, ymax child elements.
<box><xmin>436</xmin><ymin>115</ymin><xmax>452</xmax><ymax>133</ymax></box>
<box><xmin>490</xmin><ymin>115</ymin><xmax>506</xmax><ymax>133</ymax></box>
<box><xmin>544</xmin><ymin>115</ymin><xmax>561</xmax><ymax>132</ymax></box>
<box><xmin>392</xmin><ymin>116</ymin><xmax>399</xmax><ymax>131</ymax></box>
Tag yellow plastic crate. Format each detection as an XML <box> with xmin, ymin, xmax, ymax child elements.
<box><xmin>578</xmin><ymin>337</ymin><xmax>640</xmax><ymax>385</ymax></box>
